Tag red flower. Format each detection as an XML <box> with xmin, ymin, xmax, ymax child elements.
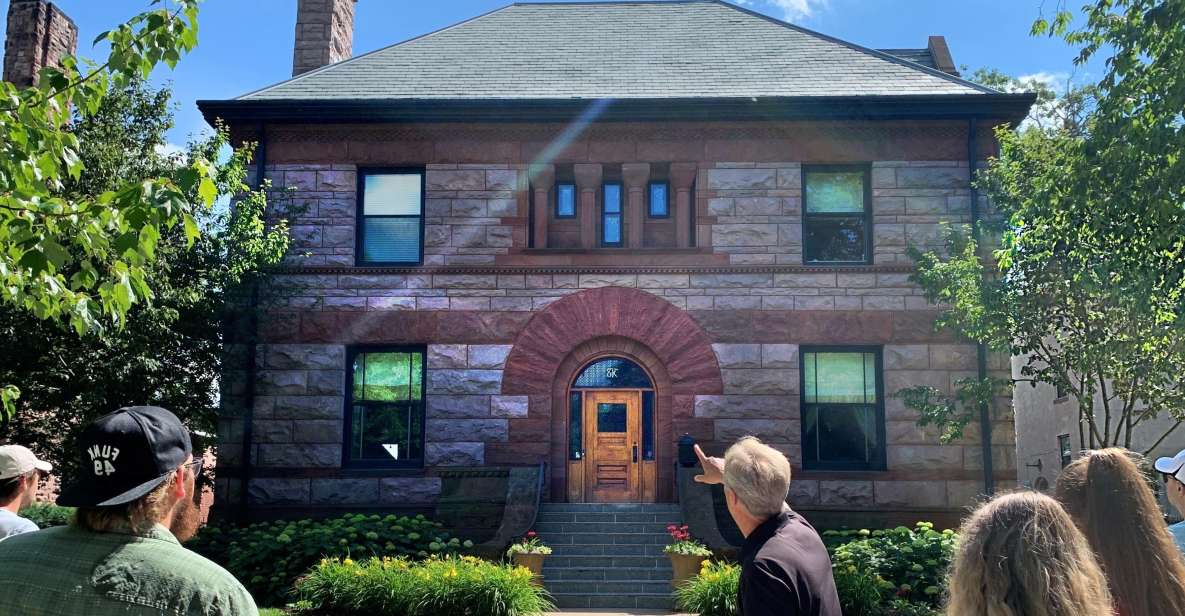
<box><xmin>526</xmin><ymin>531</ymin><xmax>537</xmax><ymax>538</ymax></box>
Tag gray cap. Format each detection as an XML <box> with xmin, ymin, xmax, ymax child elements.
<box><xmin>0</xmin><ymin>445</ymin><xmax>52</xmax><ymax>480</ymax></box>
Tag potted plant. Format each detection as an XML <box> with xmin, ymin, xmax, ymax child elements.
<box><xmin>506</xmin><ymin>530</ymin><xmax>552</xmax><ymax>584</ymax></box>
<box><xmin>664</xmin><ymin>523</ymin><xmax>713</xmax><ymax>589</ymax></box>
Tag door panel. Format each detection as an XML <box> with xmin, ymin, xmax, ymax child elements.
<box><xmin>584</xmin><ymin>391</ymin><xmax>641</xmax><ymax>502</ymax></box>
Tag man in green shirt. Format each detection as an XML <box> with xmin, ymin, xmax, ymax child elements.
<box><xmin>0</xmin><ymin>406</ymin><xmax>257</xmax><ymax>615</ymax></box>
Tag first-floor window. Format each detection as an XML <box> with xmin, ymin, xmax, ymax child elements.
<box><xmin>345</xmin><ymin>346</ymin><xmax>425</xmax><ymax>468</ymax></box>
<box><xmin>800</xmin><ymin>347</ymin><xmax>885</xmax><ymax>470</ymax></box>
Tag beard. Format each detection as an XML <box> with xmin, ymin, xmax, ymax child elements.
<box><xmin>169</xmin><ymin>492</ymin><xmax>202</xmax><ymax>542</ymax></box>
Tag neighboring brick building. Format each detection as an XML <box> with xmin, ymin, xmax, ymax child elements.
<box><xmin>200</xmin><ymin>0</ymin><xmax>1032</xmax><ymax>528</ymax></box>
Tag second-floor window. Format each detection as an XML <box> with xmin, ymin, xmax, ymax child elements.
<box><xmin>556</xmin><ymin>183</ymin><xmax>576</xmax><ymax>218</ymax></box>
<box><xmin>803</xmin><ymin>166</ymin><xmax>871</xmax><ymax>264</ymax></box>
<box><xmin>648</xmin><ymin>182</ymin><xmax>669</xmax><ymax>218</ymax></box>
<box><xmin>602</xmin><ymin>182</ymin><xmax>622</xmax><ymax>246</ymax></box>
<box><xmin>358</xmin><ymin>170</ymin><xmax>424</xmax><ymax>265</ymax></box>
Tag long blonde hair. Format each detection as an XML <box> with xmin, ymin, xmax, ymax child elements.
<box><xmin>1056</xmin><ymin>448</ymin><xmax>1185</xmax><ymax>616</ymax></box>
<box><xmin>946</xmin><ymin>491</ymin><xmax>1113</xmax><ymax>616</ymax></box>
<box><xmin>73</xmin><ymin>471</ymin><xmax>177</xmax><ymax>534</ymax></box>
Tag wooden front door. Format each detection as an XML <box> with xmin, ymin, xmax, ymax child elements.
<box><xmin>583</xmin><ymin>391</ymin><xmax>642</xmax><ymax>503</ymax></box>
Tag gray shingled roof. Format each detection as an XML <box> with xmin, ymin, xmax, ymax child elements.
<box><xmin>879</xmin><ymin>49</ymin><xmax>937</xmax><ymax>70</ymax></box>
<box><xmin>239</xmin><ymin>0</ymin><xmax>995</xmax><ymax>101</ymax></box>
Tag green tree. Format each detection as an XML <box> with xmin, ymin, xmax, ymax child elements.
<box><xmin>896</xmin><ymin>0</ymin><xmax>1185</xmax><ymax>453</ymax></box>
<box><xmin>0</xmin><ymin>0</ymin><xmax>213</xmax><ymax>417</ymax></box>
<box><xmin>0</xmin><ymin>78</ymin><xmax>289</xmax><ymax>475</ymax></box>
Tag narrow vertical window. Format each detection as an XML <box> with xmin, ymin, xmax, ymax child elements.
<box><xmin>358</xmin><ymin>170</ymin><xmax>424</xmax><ymax>265</ymax></box>
<box><xmin>556</xmin><ymin>183</ymin><xmax>576</xmax><ymax>218</ymax></box>
<box><xmin>800</xmin><ymin>348</ymin><xmax>885</xmax><ymax>470</ymax></box>
<box><xmin>1058</xmin><ymin>434</ymin><xmax>1072</xmax><ymax>468</ymax></box>
<box><xmin>803</xmin><ymin>166</ymin><xmax>871</xmax><ymax>264</ymax></box>
<box><xmin>648</xmin><ymin>182</ymin><xmax>669</xmax><ymax>218</ymax></box>
<box><xmin>569</xmin><ymin>391</ymin><xmax>583</xmax><ymax>460</ymax></box>
<box><xmin>642</xmin><ymin>391</ymin><xmax>655</xmax><ymax>460</ymax></box>
<box><xmin>346</xmin><ymin>347</ymin><xmax>425</xmax><ymax>468</ymax></box>
<box><xmin>602</xmin><ymin>182</ymin><xmax>622</xmax><ymax>246</ymax></box>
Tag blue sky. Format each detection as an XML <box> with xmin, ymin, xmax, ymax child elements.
<box><xmin>2</xmin><ymin>0</ymin><xmax>1103</xmax><ymax>147</ymax></box>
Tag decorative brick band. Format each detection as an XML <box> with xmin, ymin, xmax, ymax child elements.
<box><xmin>270</xmin><ymin>264</ymin><xmax>918</xmax><ymax>276</ymax></box>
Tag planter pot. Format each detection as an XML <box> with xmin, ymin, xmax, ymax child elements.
<box><xmin>667</xmin><ymin>552</ymin><xmax>708</xmax><ymax>590</ymax></box>
<box><xmin>511</xmin><ymin>552</ymin><xmax>547</xmax><ymax>585</ymax></box>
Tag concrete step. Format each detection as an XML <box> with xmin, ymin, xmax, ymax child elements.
<box><xmin>550</xmin><ymin>592</ymin><xmax>675</xmax><ymax>609</ymax></box>
<box><xmin>546</xmin><ymin>579</ymin><xmax>673</xmax><ymax>595</ymax></box>
<box><xmin>539</xmin><ymin>503</ymin><xmax>681</xmax><ymax>513</ymax></box>
<box><xmin>548</xmin><ymin>543</ymin><xmax>667</xmax><ymax>556</ymax></box>
<box><xmin>533</xmin><ymin>521</ymin><xmax>672</xmax><ymax>535</ymax></box>
<box><xmin>545</xmin><ymin>554</ymin><xmax>671</xmax><ymax>568</ymax></box>
<box><xmin>539</xmin><ymin>531</ymin><xmax>670</xmax><ymax>545</ymax></box>
<box><xmin>536</xmin><ymin>510</ymin><xmax>683</xmax><ymax>524</ymax></box>
<box><xmin>542</xmin><ymin>566</ymin><xmax>673</xmax><ymax>581</ymax></box>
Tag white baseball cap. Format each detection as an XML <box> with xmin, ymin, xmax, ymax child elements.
<box><xmin>1154</xmin><ymin>449</ymin><xmax>1185</xmax><ymax>484</ymax></box>
<box><xmin>0</xmin><ymin>445</ymin><xmax>52</xmax><ymax>480</ymax></box>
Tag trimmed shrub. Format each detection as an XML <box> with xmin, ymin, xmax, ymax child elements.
<box><xmin>22</xmin><ymin>503</ymin><xmax>74</xmax><ymax>528</ymax></box>
<box><xmin>674</xmin><ymin>560</ymin><xmax>740</xmax><ymax>616</ymax></box>
<box><xmin>294</xmin><ymin>555</ymin><xmax>554</xmax><ymax>616</ymax></box>
<box><xmin>190</xmin><ymin>513</ymin><xmax>472</xmax><ymax>607</ymax></box>
<box><xmin>824</xmin><ymin>522</ymin><xmax>955</xmax><ymax>615</ymax></box>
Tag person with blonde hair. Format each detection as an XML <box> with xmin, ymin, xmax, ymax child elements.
<box><xmin>1056</xmin><ymin>448</ymin><xmax>1185</xmax><ymax>616</ymax></box>
<box><xmin>946</xmin><ymin>491</ymin><xmax>1113</xmax><ymax>616</ymax></box>
<box><xmin>695</xmin><ymin>436</ymin><xmax>840</xmax><ymax>616</ymax></box>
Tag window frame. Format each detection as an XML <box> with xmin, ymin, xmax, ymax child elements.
<box><xmin>798</xmin><ymin>345</ymin><xmax>887</xmax><ymax>471</ymax></box>
<box><xmin>801</xmin><ymin>164</ymin><xmax>873</xmax><ymax>266</ymax></box>
<box><xmin>601</xmin><ymin>181</ymin><xmax>624</xmax><ymax>247</ymax></box>
<box><xmin>1058</xmin><ymin>433</ymin><xmax>1072</xmax><ymax>468</ymax></box>
<box><xmin>355</xmin><ymin>168</ymin><xmax>426</xmax><ymax>266</ymax></box>
<box><xmin>342</xmin><ymin>344</ymin><xmax>428</xmax><ymax>470</ymax></box>
<box><xmin>647</xmin><ymin>181</ymin><xmax>670</xmax><ymax>219</ymax></box>
<box><xmin>554</xmin><ymin>182</ymin><xmax>577</xmax><ymax>219</ymax></box>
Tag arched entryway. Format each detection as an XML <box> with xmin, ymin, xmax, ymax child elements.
<box><xmin>569</xmin><ymin>356</ymin><xmax>656</xmax><ymax>503</ymax></box>
<box><xmin>502</xmin><ymin>287</ymin><xmax>723</xmax><ymax>502</ymax></box>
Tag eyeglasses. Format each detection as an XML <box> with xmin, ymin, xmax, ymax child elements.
<box><xmin>182</xmin><ymin>458</ymin><xmax>204</xmax><ymax>478</ymax></box>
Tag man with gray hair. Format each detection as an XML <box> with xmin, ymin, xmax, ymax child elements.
<box><xmin>695</xmin><ymin>437</ymin><xmax>840</xmax><ymax>616</ymax></box>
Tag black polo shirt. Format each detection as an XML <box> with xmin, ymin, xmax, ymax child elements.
<box><xmin>737</xmin><ymin>508</ymin><xmax>842</xmax><ymax>616</ymax></box>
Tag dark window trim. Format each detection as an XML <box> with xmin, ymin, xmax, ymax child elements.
<box><xmin>802</xmin><ymin>164</ymin><xmax>873</xmax><ymax>266</ymax></box>
<box><xmin>1058</xmin><ymin>433</ymin><xmax>1072</xmax><ymax>468</ymax></box>
<box><xmin>647</xmin><ymin>181</ymin><xmax>670</xmax><ymax>219</ymax></box>
<box><xmin>356</xmin><ymin>167</ymin><xmax>426</xmax><ymax>266</ymax></box>
<box><xmin>799</xmin><ymin>345</ymin><xmax>887</xmax><ymax>471</ymax></box>
<box><xmin>601</xmin><ymin>181</ymin><xmax>623</xmax><ymax>247</ymax></box>
<box><xmin>343</xmin><ymin>344</ymin><xmax>427</xmax><ymax>469</ymax></box>
<box><xmin>555</xmin><ymin>182</ymin><xmax>577</xmax><ymax>219</ymax></box>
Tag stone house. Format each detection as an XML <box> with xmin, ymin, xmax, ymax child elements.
<box><xmin>201</xmin><ymin>0</ymin><xmax>1032</xmax><ymax>531</ymax></box>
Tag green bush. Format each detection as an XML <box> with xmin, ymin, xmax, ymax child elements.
<box><xmin>824</xmin><ymin>522</ymin><xmax>955</xmax><ymax>615</ymax></box>
<box><xmin>22</xmin><ymin>503</ymin><xmax>74</xmax><ymax>528</ymax></box>
<box><xmin>190</xmin><ymin>513</ymin><xmax>472</xmax><ymax>607</ymax></box>
<box><xmin>674</xmin><ymin>560</ymin><xmax>740</xmax><ymax>616</ymax></box>
<box><xmin>294</xmin><ymin>555</ymin><xmax>554</xmax><ymax>616</ymax></box>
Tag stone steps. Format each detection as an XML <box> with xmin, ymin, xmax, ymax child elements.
<box><xmin>536</xmin><ymin>502</ymin><xmax>679</xmax><ymax>610</ymax></box>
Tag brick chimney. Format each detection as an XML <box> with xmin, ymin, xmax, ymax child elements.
<box><xmin>292</xmin><ymin>0</ymin><xmax>357</xmax><ymax>77</ymax></box>
<box><xmin>3</xmin><ymin>0</ymin><xmax>77</xmax><ymax>88</ymax></box>
<box><xmin>926</xmin><ymin>35</ymin><xmax>959</xmax><ymax>76</ymax></box>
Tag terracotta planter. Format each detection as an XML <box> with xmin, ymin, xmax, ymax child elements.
<box><xmin>667</xmin><ymin>552</ymin><xmax>708</xmax><ymax>590</ymax></box>
<box><xmin>511</xmin><ymin>552</ymin><xmax>547</xmax><ymax>585</ymax></box>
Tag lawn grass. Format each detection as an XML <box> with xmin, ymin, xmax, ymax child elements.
<box><xmin>259</xmin><ymin>609</ymin><xmax>286</xmax><ymax>616</ymax></box>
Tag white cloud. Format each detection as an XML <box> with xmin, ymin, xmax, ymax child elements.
<box><xmin>1018</xmin><ymin>71</ymin><xmax>1071</xmax><ymax>92</ymax></box>
<box><xmin>155</xmin><ymin>142</ymin><xmax>186</xmax><ymax>158</ymax></box>
<box><xmin>731</xmin><ymin>0</ymin><xmax>827</xmax><ymax>22</ymax></box>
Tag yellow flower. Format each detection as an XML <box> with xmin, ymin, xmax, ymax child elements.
<box><xmin>343</xmin><ymin>558</ymin><xmax>355</xmax><ymax>567</ymax></box>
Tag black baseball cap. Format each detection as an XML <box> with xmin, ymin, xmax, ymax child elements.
<box><xmin>57</xmin><ymin>406</ymin><xmax>192</xmax><ymax>507</ymax></box>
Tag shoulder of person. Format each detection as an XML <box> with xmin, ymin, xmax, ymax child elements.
<box><xmin>130</xmin><ymin>540</ymin><xmax>257</xmax><ymax>609</ymax></box>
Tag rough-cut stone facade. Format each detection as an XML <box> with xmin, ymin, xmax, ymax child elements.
<box><xmin>2</xmin><ymin>0</ymin><xmax>77</xmax><ymax>88</ymax></box>
<box><xmin>218</xmin><ymin>119</ymin><xmax>1015</xmax><ymax>526</ymax></box>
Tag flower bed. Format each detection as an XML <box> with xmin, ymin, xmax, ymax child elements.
<box><xmin>190</xmin><ymin>513</ymin><xmax>471</xmax><ymax>607</ymax></box>
<box><xmin>294</xmin><ymin>555</ymin><xmax>554</xmax><ymax>616</ymax></box>
<box><xmin>675</xmin><ymin>522</ymin><xmax>953</xmax><ymax>616</ymax></box>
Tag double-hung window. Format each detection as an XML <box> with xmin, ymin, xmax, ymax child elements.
<box><xmin>800</xmin><ymin>347</ymin><xmax>885</xmax><ymax>470</ymax></box>
<box><xmin>358</xmin><ymin>170</ymin><xmax>424</xmax><ymax>265</ymax></box>
<box><xmin>803</xmin><ymin>166</ymin><xmax>872</xmax><ymax>264</ymax></box>
<box><xmin>345</xmin><ymin>347</ymin><xmax>425</xmax><ymax>468</ymax></box>
<box><xmin>602</xmin><ymin>182</ymin><xmax>622</xmax><ymax>246</ymax></box>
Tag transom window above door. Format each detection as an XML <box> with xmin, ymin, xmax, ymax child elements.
<box><xmin>357</xmin><ymin>169</ymin><xmax>424</xmax><ymax>265</ymax></box>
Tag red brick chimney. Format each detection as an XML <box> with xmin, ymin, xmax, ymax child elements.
<box><xmin>927</xmin><ymin>35</ymin><xmax>959</xmax><ymax>77</ymax></box>
<box><xmin>292</xmin><ymin>0</ymin><xmax>357</xmax><ymax>77</ymax></box>
<box><xmin>2</xmin><ymin>0</ymin><xmax>77</xmax><ymax>88</ymax></box>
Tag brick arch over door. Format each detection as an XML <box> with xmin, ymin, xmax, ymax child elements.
<box><xmin>502</xmin><ymin>286</ymin><xmax>723</xmax><ymax>501</ymax></box>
